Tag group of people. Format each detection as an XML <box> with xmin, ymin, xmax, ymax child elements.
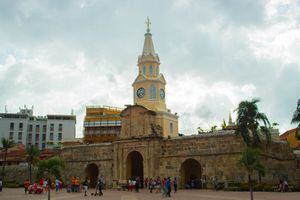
<box><xmin>22</xmin><ymin>177</ymin><xmax>64</xmax><ymax>194</ymax></box>
<box><xmin>68</xmin><ymin>176</ymin><xmax>105</xmax><ymax>197</ymax></box>
<box><xmin>147</xmin><ymin>176</ymin><xmax>177</xmax><ymax>197</ymax></box>
<box><xmin>70</xmin><ymin>177</ymin><xmax>81</xmax><ymax>192</ymax></box>
<box><xmin>127</xmin><ymin>177</ymin><xmax>141</xmax><ymax>192</ymax></box>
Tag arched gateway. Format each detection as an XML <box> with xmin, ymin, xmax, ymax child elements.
<box><xmin>85</xmin><ymin>163</ymin><xmax>99</xmax><ymax>188</ymax></box>
<box><xmin>126</xmin><ymin>151</ymin><xmax>144</xmax><ymax>181</ymax></box>
<box><xmin>180</xmin><ymin>158</ymin><xmax>202</xmax><ymax>189</ymax></box>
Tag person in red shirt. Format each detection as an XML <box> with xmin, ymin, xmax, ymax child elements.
<box><xmin>24</xmin><ymin>179</ymin><xmax>30</xmax><ymax>194</ymax></box>
<box><xmin>39</xmin><ymin>178</ymin><xmax>44</xmax><ymax>186</ymax></box>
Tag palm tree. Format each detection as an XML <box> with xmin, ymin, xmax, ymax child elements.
<box><xmin>238</xmin><ymin>147</ymin><xmax>265</xmax><ymax>200</ymax></box>
<box><xmin>37</xmin><ymin>156</ymin><xmax>65</xmax><ymax>200</ymax></box>
<box><xmin>26</xmin><ymin>145</ymin><xmax>40</xmax><ymax>183</ymax></box>
<box><xmin>211</xmin><ymin>125</ymin><xmax>217</xmax><ymax>132</ymax></box>
<box><xmin>235</xmin><ymin>98</ymin><xmax>271</xmax><ymax>147</ymax></box>
<box><xmin>291</xmin><ymin>99</ymin><xmax>300</xmax><ymax>129</ymax></box>
<box><xmin>1</xmin><ymin>138</ymin><xmax>14</xmax><ymax>178</ymax></box>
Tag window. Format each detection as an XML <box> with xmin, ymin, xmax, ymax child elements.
<box><xmin>35</xmin><ymin>143</ymin><xmax>39</xmax><ymax>148</ymax></box>
<box><xmin>42</xmin><ymin>143</ymin><xmax>46</xmax><ymax>150</ymax></box>
<box><xmin>42</xmin><ymin>134</ymin><xmax>46</xmax><ymax>141</ymax></box>
<box><xmin>169</xmin><ymin>123</ymin><xmax>173</xmax><ymax>134</ymax></box>
<box><xmin>19</xmin><ymin>123</ymin><xmax>23</xmax><ymax>130</ymax></box>
<box><xmin>36</xmin><ymin>125</ymin><xmax>40</xmax><ymax>133</ymax></box>
<box><xmin>50</xmin><ymin>133</ymin><xmax>54</xmax><ymax>140</ymax></box>
<box><xmin>50</xmin><ymin>124</ymin><xmax>54</xmax><ymax>131</ymax></box>
<box><xmin>35</xmin><ymin>134</ymin><xmax>39</xmax><ymax>141</ymax></box>
<box><xmin>43</xmin><ymin>125</ymin><xmax>47</xmax><ymax>133</ymax></box>
<box><xmin>58</xmin><ymin>133</ymin><xmax>62</xmax><ymax>141</ymax></box>
<box><xmin>59</xmin><ymin>124</ymin><xmax>63</xmax><ymax>131</ymax></box>
<box><xmin>156</xmin><ymin>66</ymin><xmax>159</xmax><ymax>76</ymax></box>
<box><xmin>9</xmin><ymin>132</ymin><xmax>13</xmax><ymax>140</ymax></box>
<box><xmin>18</xmin><ymin>132</ymin><xmax>22</xmax><ymax>140</ymax></box>
<box><xmin>149</xmin><ymin>84</ymin><xmax>156</xmax><ymax>100</ymax></box>
<box><xmin>10</xmin><ymin>122</ymin><xmax>14</xmax><ymax>130</ymax></box>
<box><xmin>28</xmin><ymin>134</ymin><xmax>32</xmax><ymax>141</ymax></box>
<box><xmin>143</xmin><ymin>65</ymin><xmax>146</xmax><ymax>75</ymax></box>
<box><xmin>29</xmin><ymin>124</ymin><xmax>33</xmax><ymax>132</ymax></box>
<box><xmin>149</xmin><ymin>65</ymin><xmax>153</xmax><ymax>75</ymax></box>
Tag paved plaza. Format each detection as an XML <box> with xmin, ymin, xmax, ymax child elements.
<box><xmin>0</xmin><ymin>188</ymin><xmax>299</xmax><ymax>200</ymax></box>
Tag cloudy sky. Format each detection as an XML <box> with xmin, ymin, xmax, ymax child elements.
<box><xmin>0</xmin><ymin>0</ymin><xmax>299</xmax><ymax>137</ymax></box>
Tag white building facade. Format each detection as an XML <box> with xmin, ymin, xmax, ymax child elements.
<box><xmin>0</xmin><ymin>107</ymin><xmax>76</xmax><ymax>149</ymax></box>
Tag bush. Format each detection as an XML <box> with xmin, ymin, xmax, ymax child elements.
<box><xmin>263</xmin><ymin>185</ymin><xmax>273</xmax><ymax>191</ymax></box>
<box><xmin>4</xmin><ymin>181</ymin><xmax>19</xmax><ymax>188</ymax></box>
<box><xmin>238</xmin><ymin>183</ymin><xmax>249</xmax><ymax>191</ymax></box>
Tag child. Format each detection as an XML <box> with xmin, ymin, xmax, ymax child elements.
<box><xmin>24</xmin><ymin>179</ymin><xmax>30</xmax><ymax>194</ymax></box>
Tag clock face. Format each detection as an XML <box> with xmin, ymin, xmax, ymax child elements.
<box><xmin>160</xmin><ymin>89</ymin><xmax>165</xmax><ymax>99</ymax></box>
<box><xmin>137</xmin><ymin>87</ymin><xmax>145</xmax><ymax>98</ymax></box>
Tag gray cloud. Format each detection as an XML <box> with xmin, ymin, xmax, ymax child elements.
<box><xmin>0</xmin><ymin>0</ymin><xmax>299</xmax><ymax>137</ymax></box>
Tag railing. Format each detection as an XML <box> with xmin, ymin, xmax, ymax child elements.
<box><xmin>86</xmin><ymin>105</ymin><xmax>124</xmax><ymax>111</ymax></box>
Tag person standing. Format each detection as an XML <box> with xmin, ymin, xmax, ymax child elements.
<box><xmin>96</xmin><ymin>178</ymin><xmax>103</xmax><ymax>196</ymax></box>
<box><xmin>71</xmin><ymin>176</ymin><xmax>76</xmax><ymax>192</ymax></box>
<box><xmin>82</xmin><ymin>177</ymin><xmax>89</xmax><ymax>196</ymax></box>
<box><xmin>55</xmin><ymin>178</ymin><xmax>60</xmax><ymax>192</ymax></box>
<box><xmin>0</xmin><ymin>177</ymin><xmax>3</xmax><ymax>192</ymax></box>
<box><xmin>166</xmin><ymin>177</ymin><xmax>171</xmax><ymax>197</ymax></box>
<box><xmin>24</xmin><ymin>179</ymin><xmax>30</xmax><ymax>194</ymax></box>
<box><xmin>135</xmin><ymin>177</ymin><xmax>140</xmax><ymax>192</ymax></box>
<box><xmin>173</xmin><ymin>177</ymin><xmax>177</xmax><ymax>193</ymax></box>
<box><xmin>43</xmin><ymin>179</ymin><xmax>48</xmax><ymax>193</ymax></box>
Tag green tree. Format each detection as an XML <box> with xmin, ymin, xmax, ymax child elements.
<box><xmin>26</xmin><ymin>145</ymin><xmax>40</xmax><ymax>183</ymax></box>
<box><xmin>222</xmin><ymin>119</ymin><xmax>227</xmax><ymax>130</ymax></box>
<box><xmin>210</xmin><ymin>125</ymin><xmax>217</xmax><ymax>132</ymax></box>
<box><xmin>37</xmin><ymin>156</ymin><xmax>65</xmax><ymax>200</ymax></box>
<box><xmin>238</xmin><ymin>147</ymin><xmax>265</xmax><ymax>200</ymax></box>
<box><xmin>291</xmin><ymin>99</ymin><xmax>300</xmax><ymax>138</ymax></box>
<box><xmin>1</xmin><ymin>138</ymin><xmax>14</xmax><ymax>178</ymax></box>
<box><xmin>197</xmin><ymin>127</ymin><xmax>204</xmax><ymax>134</ymax></box>
<box><xmin>235</xmin><ymin>98</ymin><xmax>271</xmax><ymax>147</ymax></box>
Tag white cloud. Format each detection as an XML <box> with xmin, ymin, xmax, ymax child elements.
<box><xmin>167</xmin><ymin>74</ymin><xmax>256</xmax><ymax>134</ymax></box>
<box><xmin>0</xmin><ymin>0</ymin><xmax>299</xmax><ymax>138</ymax></box>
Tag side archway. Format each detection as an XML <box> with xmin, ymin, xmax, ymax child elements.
<box><xmin>180</xmin><ymin>158</ymin><xmax>202</xmax><ymax>189</ymax></box>
<box><xmin>85</xmin><ymin>163</ymin><xmax>99</xmax><ymax>188</ymax></box>
<box><xmin>126</xmin><ymin>151</ymin><xmax>144</xmax><ymax>181</ymax></box>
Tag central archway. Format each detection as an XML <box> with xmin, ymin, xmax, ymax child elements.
<box><xmin>85</xmin><ymin>163</ymin><xmax>99</xmax><ymax>188</ymax></box>
<box><xmin>126</xmin><ymin>151</ymin><xmax>144</xmax><ymax>181</ymax></box>
<box><xmin>180</xmin><ymin>158</ymin><xmax>202</xmax><ymax>189</ymax></box>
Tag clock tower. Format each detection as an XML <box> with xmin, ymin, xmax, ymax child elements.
<box><xmin>130</xmin><ymin>18</ymin><xmax>179</xmax><ymax>138</ymax></box>
<box><xmin>132</xmin><ymin>18</ymin><xmax>167</xmax><ymax>112</ymax></box>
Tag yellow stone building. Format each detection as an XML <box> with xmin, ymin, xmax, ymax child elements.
<box><xmin>83</xmin><ymin>106</ymin><xmax>123</xmax><ymax>144</ymax></box>
<box><xmin>280</xmin><ymin>128</ymin><xmax>300</xmax><ymax>149</ymax></box>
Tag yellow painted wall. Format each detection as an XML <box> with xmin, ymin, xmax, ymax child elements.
<box><xmin>280</xmin><ymin>128</ymin><xmax>300</xmax><ymax>149</ymax></box>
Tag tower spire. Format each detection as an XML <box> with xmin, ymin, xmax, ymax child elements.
<box><xmin>140</xmin><ymin>17</ymin><xmax>159</xmax><ymax>62</ymax></box>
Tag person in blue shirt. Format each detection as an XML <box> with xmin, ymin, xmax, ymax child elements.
<box><xmin>166</xmin><ymin>177</ymin><xmax>171</xmax><ymax>197</ymax></box>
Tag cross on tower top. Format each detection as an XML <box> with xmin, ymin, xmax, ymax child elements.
<box><xmin>145</xmin><ymin>17</ymin><xmax>151</xmax><ymax>33</ymax></box>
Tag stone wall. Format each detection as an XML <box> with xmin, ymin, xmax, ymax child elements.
<box><xmin>60</xmin><ymin>143</ymin><xmax>114</xmax><ymax>187</ymax></box>
<box><xmin>159</xmin><ymin>132</ymin><xmax>299</xmax><ymax>187</ymax></box>
<box><xmin>2</xmin><ymin>164</ymin><xmax>31</xmax><ymax>185</ymax></box>
<box><xmin>58</xmin><ymin>131</ymin><xmax>300</xmax><ymax>188</ymax></box>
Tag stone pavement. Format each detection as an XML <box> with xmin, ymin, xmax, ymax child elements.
<box><xmin>0</xmin><ymin>188</ymin><xmax>299</xmax><ymax>200</ymax></box>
